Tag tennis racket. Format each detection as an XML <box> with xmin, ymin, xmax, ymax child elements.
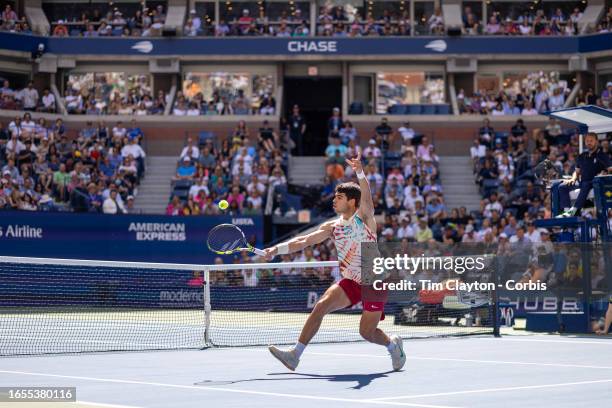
<box><xmin>207</xmin><ymin>224</ymin><xmax>266</xmax><ymax>256</ymax></box>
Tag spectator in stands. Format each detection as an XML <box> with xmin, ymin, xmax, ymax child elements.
<box><xmin>338</xmin><ymin>121</ymin><xmax>357</xmax><ymax>145</ymax></box>
<box><xmin>258</xmin><ymin>120</ymin><xmax>277</xmax><ymax>153</ymax></box>
<box><xmin>20</xmin><ymin>81</ymin><xmax>39</xmax><ymax>112</ymax></box>
<box><xmin>327</xmin><ymin>107</ymin><xmax>343</xmax><ymax>140</ymax></box>
<box><xmin>363</xmin><ymin>138</ymin><xmax>382</xmax><ymax>159</ymax></box>
<box><xmin>602</xmin><ymin>82</ymin><xmax>612</xmax><ymax>108</ymax></box>
<box><xmin>175</xmin><ymin>156</ymin><xmax>196</xmax><ymax>181</ymax></box>
<box><xmin>2</xmin><ymin>4</ymin><xmax>17</xmax><ymax>23</ymax></box>
<box><xmin>180</xmin><ymin>138</ymin><xmax>199</xmax><ymax>161</ymax></box>
<box><xmin>38</xmin><ymin>88</ymin><xmax>56</xmax><ymax>113</ymax></box>
<box><xmin>325</xmin><ymin>137</ymin><xmax>347</xmax><ymax>161</ymax></box>
<box><xmin>375</xmin><ymin>117</ymin><xmax>393</xmax><ymax>148</ymax></box>
<box><xmin>53</xmin><ymin>20</ymin><xmax>69</xmax><ymax>37</ymax></box>
<box><xmin>166</xmin><ymin>195</ymin><xmax>183</xmax><ymax>215</ymax></box>
<box><xmin>287</xmin><ymin>104</ymin><xmax>306</xmax><ymax>155</ymax></box>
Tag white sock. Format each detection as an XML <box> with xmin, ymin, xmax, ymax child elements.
<box><xmin>293</xmin><ymin>342</ymin><xmax>306</xmax><ymax>358</ymax></box>
<box><xmin>386</xmin><ymin>341</ymin><xmax>396</xmax><ymax>353</ymax></box>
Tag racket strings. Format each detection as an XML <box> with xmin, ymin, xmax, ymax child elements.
<box><xmin>208</xmin><ymin>224</ymin><xmax>248</xmax><ymax>253</ymax></box>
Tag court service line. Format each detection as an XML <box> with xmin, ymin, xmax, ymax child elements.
<box><xmin>0</xmin><ymin>369</ymin><xmax>459</xmax><ymax>408</ymax></box>
<box><xmin>303</xmin><ymin>352</ymin><xmax>612</xmax><ymax>370</ymax></box>
<box><xmin>370</xmin><ymin>379</ymin><xmax>612</xmax><ymax>401</ymax></box>
<box><xmin>476</xmin><ymin>337</ymin><xmax>612</xmax><ymax>345</ymax></box>
<box><xmin>78</xmin><ymin>401</ymin><xmax>144</xmax><ymax>408</ymax></box>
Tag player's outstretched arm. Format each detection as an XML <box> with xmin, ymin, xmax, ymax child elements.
<box><xmin>346</xmin><ymin>152</ymin><xmax>375</xmax><ymax>220</ymax></box>
<box><xmin>263</xmin><ymin>220</ymin><xmax>335</xmax><ymax>260</ymax></box>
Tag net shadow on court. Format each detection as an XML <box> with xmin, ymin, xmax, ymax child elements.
<box><xmin>0</xmin><ymin>335</ymin><xmax>610</xmax><ymax>408</ymax></box>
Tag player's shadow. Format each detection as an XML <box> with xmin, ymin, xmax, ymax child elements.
<box><xmin>270</xmin><ymin>371</ymin><xmax>395</xmax><ymax>389</ymax></box>
<box><xmin>195</xmin><ymin>370</ymin><xmax>394</xmax><ymax>390</ymax></box>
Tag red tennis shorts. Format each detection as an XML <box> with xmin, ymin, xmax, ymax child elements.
<box><xmin>338</xmin><ymin>278</ymin><xmax>388</xmax><ymax>320</ymax></box>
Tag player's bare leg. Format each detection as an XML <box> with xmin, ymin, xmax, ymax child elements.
<box><xmin>269</xmin><ymin>284</ymin><xmax>351</xmax><ymax>370</ymax></box>
<box><xmin>360</xmin><ymin>311</ymin><xmax>406</xmax><ymax>371</ymax></box>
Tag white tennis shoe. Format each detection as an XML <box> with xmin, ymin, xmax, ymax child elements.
<box><xmin>389</xmin><ymin>335</ymin><xmax>406</xmax><ymax>371</ymax></box>
<box><xmin>268</xmin><ymin>345</ymin><xmax>300</xmax><ymax>371</ymax></box>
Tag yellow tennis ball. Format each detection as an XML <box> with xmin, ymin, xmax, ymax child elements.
<box><xmin>218</xmin><ymin>200</ymin><xmax>229</xmax><ymax>210</ymax></box>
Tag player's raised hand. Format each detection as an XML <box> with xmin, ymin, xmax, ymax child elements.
<box><xmin>346</xmin><ymin>151</ymin><xmax>363</xmax><ymax>174</ymax></box>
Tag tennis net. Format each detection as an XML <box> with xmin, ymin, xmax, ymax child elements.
<box><xmin>0</xmin><ymin>256</ymin><xmax>498</xmax><ymax>356</ymax></box>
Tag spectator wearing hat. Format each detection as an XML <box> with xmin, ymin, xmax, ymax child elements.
<box><xmin>363</xmin><ymin>139</ymin><xmax>381</xmax><ymax>158</ymax></box>
<box><xmin>125</xmin><ymin>195</ymin><xmax>137</xmax><ymax>213</ymax></box>
<box><xmin>415</xmin><ymin>218</ymin><xmax>433</xmax><ymax>242</ymax></box>
<box><xmin>462</xmin><ymin>224</ymin><xmax>478</xmax><ymax>243</ymax></box>
<box><xmin>53</xmin><ymin>20</ymin><xmax>69</xmax><ymax>37</ymax></box>
<box><xmin>238</xmin><ymin>9</ymin><xmax>254</xmax><ymax>33</ymax></box>
<box><xmin>175</xmin><ymin>157</ymin><xmax>196</xmax><ymax>180</ymax></box>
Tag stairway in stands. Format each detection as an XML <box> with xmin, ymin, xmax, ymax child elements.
<box><xmin>134</xmin><ymin>156</ymin><xmax>177</xmax><ymax>214</ymax></box>
<box><xmin>289</xmin><ymin>156</ymin><xmax>328</xmax><ymax>186</ymax></box>
<box><xmin>439</xmin><ymin>155</ymin><xmax>481</xmax><ymax>212</ymax></box>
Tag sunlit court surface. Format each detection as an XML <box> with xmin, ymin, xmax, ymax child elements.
<box><xmin>0</xmin><ymin>335</ymin><xmax>611</xmax><ymax>408</ymax></box>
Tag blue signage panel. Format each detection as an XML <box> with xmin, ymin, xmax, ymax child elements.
<box><xmin>0</xmin><ymin>212</ymin><xmax>262</xmax><ymax>263</ymax></box>
<box><xmin>1</xmin><ymin>32</ymin><xmax>610</xmax><ymax>56</ymax></box>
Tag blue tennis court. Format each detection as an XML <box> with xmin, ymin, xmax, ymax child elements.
<box><xmin>1</xmin><ymin>335</ymin><xmax>610</xmax><ymax>408</ymax></box>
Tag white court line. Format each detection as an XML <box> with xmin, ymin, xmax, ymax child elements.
<box><xmin>370</xmin><ymin>379</ymin><xmax>612</xmax><ymax>401</ymax></box>
<box><xmin>477</xmin><ymin>337</ymin><xmax>612</xmax><ymax>345</ymax></box>
<box><xmin>303</xmin><ymin>351</ymin><xmax>612</xmax><ymax>370</ymax></box>
<box><xmin>78</xmin><ymin>401</ymin><xmax>144</xmax><ymax>408</ymax></box>
<box><xmin>0</xmin><ymin>369</ymin><xmax>459</xmax><ymax>408</ymax></box>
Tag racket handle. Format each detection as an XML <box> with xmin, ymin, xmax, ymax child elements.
<box><xmin>252</xmin><ymin>248</ymin><xmax>266</xmax><ymax>256</ymax></box>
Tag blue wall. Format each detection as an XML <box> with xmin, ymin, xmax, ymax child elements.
<box><xmin>2</xmin><ymin>32</ymin><xmax>610</xmax><ymax>56</ymax></box>
<box><xmin>0</xmin><ymin>211</ymin><xmax>262</xmax><ymax>263</ymax></box>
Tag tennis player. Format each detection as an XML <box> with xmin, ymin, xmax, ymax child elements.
<box><xmin>263</xmin><ymin>152</ymin><xmax>406</xmax><ymax>371</ymax></box>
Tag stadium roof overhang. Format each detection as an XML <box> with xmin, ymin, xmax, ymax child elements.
<box><xmin>548</xmin><ymin>106</ymin><xmax>612</xmax><ymax>134</ymax></box>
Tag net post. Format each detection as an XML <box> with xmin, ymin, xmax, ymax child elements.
<box><xmin>492</xmin><ymin>255</ymin><xmax>501</xmax><ymax>338</ymax></box>
<box><xmin>203</xmin><ymin>266</ymin><xmax>212</xmax><ymax>348</ymax></box>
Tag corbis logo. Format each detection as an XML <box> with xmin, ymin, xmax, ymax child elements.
<box><xmin>288</xmin><ymin>40</ymin><xmax>338</xmax><ymax>53</ymax></box>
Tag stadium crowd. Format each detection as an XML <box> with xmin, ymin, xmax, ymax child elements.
<box><xmin>471</xmin><ymin>116</ymin><xmax>612</xmax><ymax>237</ymax></box>
<box><xmin>165</xmin><ymin>120</ymin><xmax>288</xmax><ymax>216</ymax></box>
<box><xmin>458</xmin><ymin>74</ymin><xmax>612</xmax><ymax>116</ymax></box>
<box><xmin>0</xmin><ymin>113</ymin><xmax>146</xmax><ymax>213</ymax></box>
<box><xmin>8</xmin><ymin>2</ymin><xmax>607</xmax><ymax>38</ymax></box>
<box><xmin>0</xmin><ymin>80</ymin><xmax>56</xmax><ymax>113</ymax></box>
<box><xmin>48</xmin><ymin>4</ymin><xmax>167</xmax><ymax>37</ymax></box>
<box><xmin>172</xmin><ymin>89</ymin><xmax>276</xmax><ymax>116</ymax></box>
<box><xmin>0</xmin><ymin>4</ymin><xmax>31</xmax><ymax>33</ymax></box>
<box><xmin>63</xmin><ymin>76</ymin><xmax>166</xmax><ymax>116</ymax></box>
